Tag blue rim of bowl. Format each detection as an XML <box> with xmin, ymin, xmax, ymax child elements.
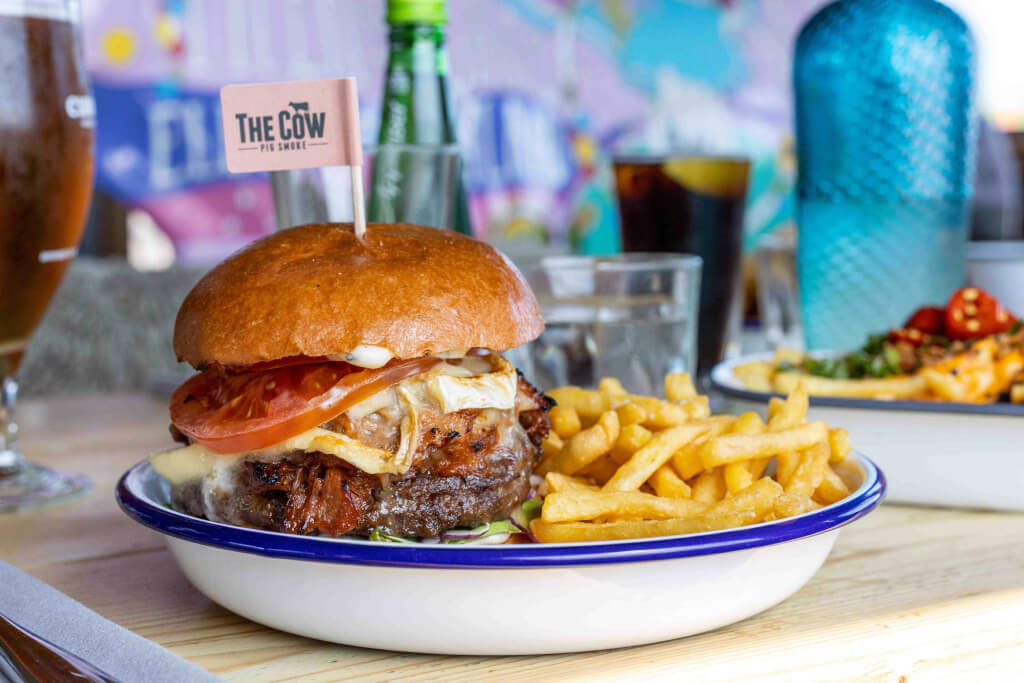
<box><xmin>711</xmin><ymin>352</ymin><xmax>1024</xmax><ymax>417</ymax></box>
<box><xmin>115</xmin><ymin>453</ymin><xmax>885</xmax><ymax>569</ymax></box>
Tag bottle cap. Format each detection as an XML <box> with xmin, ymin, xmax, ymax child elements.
<box><xmin>387</xmin><ymin>0</ymin><xmax>447</xmax><ymax>25</ymax></box>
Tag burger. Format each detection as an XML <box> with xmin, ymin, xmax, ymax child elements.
<box><xmin>150</xmin><ymin>223</ymin><xmax>552</xmax><ymax>540</ymax></box>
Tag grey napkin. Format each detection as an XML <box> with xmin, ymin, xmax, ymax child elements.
<box><xmin>0</xmin><ymin>559</ymin><xmax>220</xmax><ymax>682</ymax></box>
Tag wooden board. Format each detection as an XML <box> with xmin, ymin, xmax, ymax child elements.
<box><xmin>4</xmin><ymin>394</ymin><xmax>1024</xmax><ymax>681</ymax></box>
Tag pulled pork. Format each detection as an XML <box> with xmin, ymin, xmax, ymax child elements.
<box><xmin>171</xmin><ymin>375</ymin><xmax>551</xmax><ymax>538</ymax></box>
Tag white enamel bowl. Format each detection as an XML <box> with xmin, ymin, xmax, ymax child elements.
<box><xmin>117</xmin><ymin>455</ymin><xmax>883</xmax><ymax>655</ymax></box>
<box><xmin>712</xmin><ymin>352</ymin><xmax>1024</xmax><ymax>511</ymax></box>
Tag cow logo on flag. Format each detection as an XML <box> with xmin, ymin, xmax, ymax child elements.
<box><xmin>220</xmin><ymin>78</ymin><xmax>362</xmax><ymax>174</ymax></box>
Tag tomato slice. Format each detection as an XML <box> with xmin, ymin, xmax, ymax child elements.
<box><xmin>232</xmin><ymin>355</ymin><xmax>329</xmax><ymax>373</ymax></box>
<box><xmin>945</xmin><ymin>287</ymin><xmax>1017</xmax><ymax>340</ymax></box>
<box><xmin>170</xmin><ymin>356</ymin><xmax>441</xmax><ymax>454</ymax></box>
<box><xmin>903</xmin><ymin>306</ymin><xmax>945</xmax><ymax>335</ymax></box>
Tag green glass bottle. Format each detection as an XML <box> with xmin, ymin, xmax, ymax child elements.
<box><xmin>370</xmin><ymin>0</ymin><xmax>472</xmax><ymax>235</ymax></box>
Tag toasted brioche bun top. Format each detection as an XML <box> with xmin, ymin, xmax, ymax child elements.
<box><xmin>173</xmin><ymin>223</ymin><xmax>545</xmax><ymax>367</ymax></box>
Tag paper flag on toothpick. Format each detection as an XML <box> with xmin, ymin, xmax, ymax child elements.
<box><xmin>219</xmin><ymin>77</ymin><xmax>366</xmax><ymax>237</ymax></box>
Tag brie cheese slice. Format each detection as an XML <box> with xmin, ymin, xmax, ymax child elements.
<box><xmin>153</xmin><ymin>355</ymin><xmax>520</xmax><ymax>487</ymax></box>
<box><xmin>151</xmin><ymin>426</ymin><xmax>412</xmax><ymax>486</ymax></box>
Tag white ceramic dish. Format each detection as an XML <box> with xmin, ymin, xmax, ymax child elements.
<box><xmin>712</xmin><ymin>352</ymin><xmax>1024</xmax><ymax>511</ymax></box>
<box><xmin>967</xmin><ymin>240</ymin><xmax>1024</xmax><ymax>316</ymax></box>
<box><xmin>117</xmin><ymin>456</ymin><xmax>882</xmax><ymax>655</ymax></box>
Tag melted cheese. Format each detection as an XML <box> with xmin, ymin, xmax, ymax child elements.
<box><xmin>327</xmin><ymin>345</ymin><xmax>395</xmax><ymax>369</ymax></box>
<box><xmin>150</xmin><ymin>444</ymin><xmax>222</xmax><ymax>485</ymax></box>
<box><xmin>434</xmin><ymin>348</ymin><xmax>470</xmax><ymax>359</ymax></box>
<box><xmin>346</xmin><ymin>386</ymin><xmax>398</xmax><ymax>421</ymax></box>
<box><xmin>150</xmin><ymin>423</ymin><xmax>417</xmax><ymax>486</ymax></box>
<box><xmin>152</xmin><ymin>354</ymin><xmax>518</xmax><ymax>487</ymax></box>
<box><xmin>326</xmin><ymin>347</ymin><xmax>473</xmax><ymax>369</ymax></box>
<box><xmin>343</xmin><ymin>355</ymin><xmax>506</xmax><ymax>419</ymax></box>
<box><xmin>427</xmin><ymin>357</ymin><xmax>517</xmax><ymax>413</ymax></box>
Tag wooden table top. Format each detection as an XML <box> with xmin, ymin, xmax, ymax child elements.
<box><xmin>4</xmin><ymin>393</ymin><xmax>1024</xmax><ymax>681</ymax></box>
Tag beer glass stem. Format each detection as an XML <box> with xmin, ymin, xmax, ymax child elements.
<box><xmin>0</xmin><ymin>374</ymin><xmax>89</xmax><ymax>510</ymax></box>
<box><xmin>0</xmin><ymin>376</ymin><xmax>22</xmax><ymax>476</ymax></box>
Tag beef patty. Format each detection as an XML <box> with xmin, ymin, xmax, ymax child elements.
<box><xmin>170</xmin><ymin>375</ymin><xmax>552</xmax><ymax>538</ymax></box>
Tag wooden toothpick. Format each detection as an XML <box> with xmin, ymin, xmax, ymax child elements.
<box><xmin>351</xmin><ymin>165</ymin><xmax>366</xmax><ymax>239</ymax></box>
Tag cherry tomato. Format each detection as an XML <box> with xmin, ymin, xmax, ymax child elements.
<box><xmin>903</xmin><ymin>306</ymin><xmax>945</xmax><ymax>335</ymax></box>
<box><xmin>945</xmin><ymin>287</ymin><xmax>1017</xmax><ymax>340</ymax></box>
<box><xmin>170</xmin><ymin>356</ymin><xmax>440</xmax><ymax>454</ymax></box>
<box><xmin>887</xmin><ymin>328</ymin><xmax>926</xmax><ymax>346</ymax></box>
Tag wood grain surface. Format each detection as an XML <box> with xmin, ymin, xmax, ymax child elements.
<box><xmin>3</xmin><ymin>394</ymin><xmax>1023</xmax><ymax>681</ymax></box>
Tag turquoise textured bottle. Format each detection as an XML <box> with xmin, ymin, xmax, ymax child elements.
<box><xmin>794</xmin><ymin>0</ymin><xmax>977</xmax><ymax>349</ymax></box>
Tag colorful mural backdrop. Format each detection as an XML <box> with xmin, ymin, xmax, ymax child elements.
<box><xmin>83</xmin><ymin>0</ymin><xmax>824</xmax><ymax>264</ymax></box>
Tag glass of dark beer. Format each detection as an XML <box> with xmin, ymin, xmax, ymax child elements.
<box><xmin>0</xmin><ymin>1</ymin><xmax>95</xmax><ymax>510</ymax></box>
<box><xmin>613</xmin><ymin>156</ymin><xmax>750</xmax><ymax>378</ymax></box>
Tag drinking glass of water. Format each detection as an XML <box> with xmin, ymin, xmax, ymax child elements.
<box><xmin>511</xmin><ymin>254</ymin><xmax>701</xmax><ymax>396</ymax></box>
<box><xmin>270</xmin><ymin>143</ymin><xmax>462</xmax><ymax>231</ymax></box>
<box><xmin>613</xmin><ymin>156</ymin><xmax>749</xmax><ymax>378</ymax></box>
<box><xmin>755</xmin><ymin>229</ymin><xmax>803</xmax><ymax>351</ymax></box>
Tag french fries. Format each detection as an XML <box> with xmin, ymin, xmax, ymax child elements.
<box><xmin>541</xmin><ymin>488</ymin><xmax>707</xmax><ymax>523</ymax></box>
<box><xmin>774</xmin><ymin>492</ymin><xmax>820</xmax><ymax>519</ymax></box>
<box><xmin>577</xmin><ymin>455</ymin><xmax>619</xmax><ymax>486</ymax></box>
<box><xmin>665</xmin><ymin>372</ymin><xmax>697</xmax><ymax>402</ymax></box>
<box><xmin>739</xmin><ymin>319</ymin><xmax>1024</xmax><ymax>405</ymax></box>
<box><xmin>548</xmin><ymin>405</ymin><xmax>582</xmax><ymax>439</ymax></box>
<box><xmin>747</xmin><ymin>456</ymin><xmax>772</xmax><ymax>480</ymax></box>
<box><xmin>815</xmin><ymin>466</ymin><xmax>851</xmax><ymax>505</ymax></box>
<box><xmin>706</xmin><ymin>477</ymin><xmax>782</xmax><ymax>519</ymax></box>
<box><xmin>767</xmin><ymin>385</ymin><xmax>808</xmax><ymax>432</ymax></box>
<box><xmin>599</xmin><ymin>377</ymin><xmax>628</xmax><ymax>404</ymax></box>
<box><xmin>774</xmin><ymin>371</ymin><xmax>927</xmax><ymax>400</ymax></box>
<box><xmin>732</xmin><ymin>411</ymin><xmax>768</xmax><ymax>435</ymax></box>
<box><xmin>723</xmin><ymin>462</ymin><xmax>753</xmax><ymax>494</ymax></box>
<box><xmin>543</xmin><ymin>410</ymin><xmax>619</xmax><ymax>475</ymax></box>
<box><xmin>615</xmin><ymin>401</ymin><xmax>648</xmax><ymax>427</ymax></box>
<box><xmin>691</xmin><ymin>468</ymin><xmax>726</xmax><ymax>504</ymax></box>
<box><xmin>541</xmin><ymin>432</ymin><xmax>562</xmax><ymax>458</ymax></box>
<box><xmin>775</xmin><ymin>452</ymin><xmax>800</xmax><ymax>488</ymax></box>
<box><xmin>1012</xmin><ymin>380</ymin><xmax>1024</xmax><ymax>404</ymax></box>
<box><xmin>828</xmin><ymin>427</ymin><xmax>851</xmax><ymax>464</ymax></box>
<box><xmin>610</xmin><ymin>424</ymin><xmax>653</xmax><ymax>464</ymax></box>
<box><xmin>733</xmin><ymin>360</ymin><xmax>774</xmax><ymax>393</ymax></box>
<box><xmin>701</xmin><ymin>421</ymin><xmax>829</xmax><ymax>468</ymax></box>
<box><xmin>672</xmin><ymin>444</ymin><xmax>704</xmax><ymax>480</ymax></box>
<box><xmin>649</xmin><ymin>465</ymin><xmax>691</xmax><ymax>499</ymax></box>
<box><xmin>546</xmin><ymin>387</ymin><xmax>611</xmax><ymax>423</ymax></box>
<box><xmin>543</xmin><ymin>471</ymin><xmax>598</xmax><ymax>493</ymax></box>
<box><xmin>784</xmin><ymin>440</ymin><xmax>830</xmax><ymax>497</ymax></box>
<box><xmin>922</xmin><ymin>339</ymin><xmax>1002</xmax><ymax>403</ymax></box>
<box><xmin>671</xmin><ymin>416</ymin><xmax>736</xmax><ymax>479</ymax></box>
<box><xmin>533</xmin><ymin>373</ymin><xmax>858</xmax><ymax>543</ymax></box>
<box><xmin>537</xmin><ymin>433</ymin><xmax>563</xmax><ymax>474</ymax></box>
<box><xmin>531</xmin><ymin>512</ymin><xmax>758</xmax><ymax>543</ymax></box>
<box><xmin>619</xmin><ymin>395</ymin><xmax>693</xmax><ymax>429</ymax></box>
<box><xmin>603</xmin><ymin>423</ymin><xmax>708</xmax><ymax>492</ymax></box>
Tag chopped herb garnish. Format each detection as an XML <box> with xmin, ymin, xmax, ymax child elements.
<box><xmin>862</xmin><ymin>333</ymin><xmax>886</xmax><ymax>355</ymax></box>
<box><xmin>798</xmin><ymin>331</ymin><xmax>909</xmax><ymax>379</ymax></box>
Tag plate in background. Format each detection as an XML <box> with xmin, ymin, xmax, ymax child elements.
<box><xmin>712</xmin><ymin>353</ymin><xmax>1024</xmax><ymax>511</ymax></box>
